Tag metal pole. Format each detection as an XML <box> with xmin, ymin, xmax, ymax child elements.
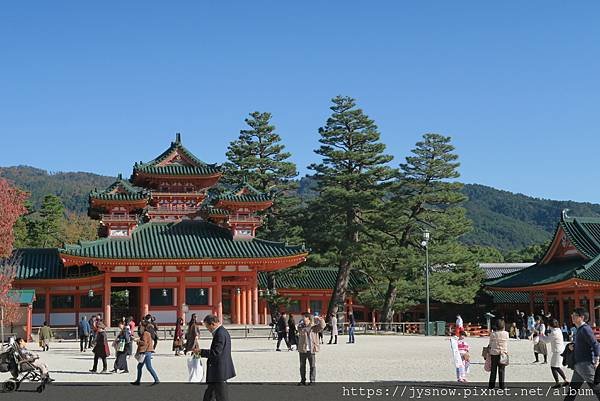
<box><xmin>425</xmin><ymin>244</ymin><xmax>430</xmax><ymax>336</ymax></box>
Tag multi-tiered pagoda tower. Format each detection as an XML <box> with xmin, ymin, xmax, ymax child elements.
<box><xmin>13</xmin><ymin>135</ymin><xmax>308</xmax><ymax>327</ymax></box>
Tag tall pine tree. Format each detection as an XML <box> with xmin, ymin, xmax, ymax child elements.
<box><xmin>367</xmin><ymin>133</ymin><xmax>484</xmax><ymax>326</ymax></box>
<box><xmin>306</xmin><ymin>95</ymin><xmax>395</xmax><ymax>317</ymax></box>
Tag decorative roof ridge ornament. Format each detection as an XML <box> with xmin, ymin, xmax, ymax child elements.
<box><xmin>562</xmin><ymin>209</ymin><xmax>571</xmax><ymax>221</ymax></box>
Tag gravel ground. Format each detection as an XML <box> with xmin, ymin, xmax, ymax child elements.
<box><xmin>3</xmin><ymin>334</ymin><xmax>568</xmax><ymax>383</ymax></box>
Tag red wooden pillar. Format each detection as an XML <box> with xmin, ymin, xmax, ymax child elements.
<box><xmin>26</xmin><ymin>305</ymin><xmax>33</xmax><ymax>342</ymax></box>
<box><xmin>178</xmin><ymin>272</ymin><xmax>186</xmax><ymax>322</ymax></box>
<box><xmin>236</xmin><ymin>289</ymin><xmax>242</xmax><ymax>324</ymax></box>
<box><xmin>216</xmin><ymin>274</ymin><xmax>223</xmax><ymax>321</ymax></box>
<box><xmin>103</xmin><ymin>272</ymin><xmax>111</xmax><ymax>327</ymax></box>
<box><xmin>231</xmin><ymin>289</ymin><xmax>237</xmax><ymax>324</ymax></box>
<box><xmin>44</xmin><ymin>288</ymin><xmax>50</xmax><ymax>324</ymax></box>
<box><xmin>262</xmin><ymin>299</ymin><xmax>268</xmax><ymax>324</ymax></box>
<box><xmin>241</xmin><ymin>288</ymin><xmax>247</xmax><ymax>324</ymax></box>
<box><xmin>252</xmin><ymin>275</ymin><xmax>259</xmax><ymax>325</ymax></box>
<box><xmin>575</xmin><ymin>292</ymin><xmax>580</xmax><ymax>308</ymax></box>
<box><xmin>141</xmin><ymin>273</ymin><xmax>149</xmax><ymax>318</ymax></box>
<box><xmin>246</xmin><ymin>285</ymin><xmax>252</xmax><ymax>324</ymax></box>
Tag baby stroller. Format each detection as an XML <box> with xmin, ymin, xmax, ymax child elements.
<box><xmin>0</xmin><ymin>343</ymin><xmax>47</xmax><ymax>393</ymax></box>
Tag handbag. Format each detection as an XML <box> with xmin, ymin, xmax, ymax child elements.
<box><xmin>117</xmin><ymin>339</ymin><xmax>126</xmax><ymax>353</ymax></box>
<box><xmin>499</xmin><ymin>352</ymin><xmax>509</xmax><ymax>366</ymax></box>
<box><xmin>484</xmin><ymin>356</ymin><xmax>491</xmax><ymax>372</ymax></box>
<box><xmin>135</xmin><ymin>352</ymin><xmax>146</xmax><ymax>363</ymax></box>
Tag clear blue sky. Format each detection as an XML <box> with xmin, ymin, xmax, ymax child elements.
<box><xmin>2</xmin><ymin>2</ymin><xmax>600</xmax><ymax>202</ymax></box>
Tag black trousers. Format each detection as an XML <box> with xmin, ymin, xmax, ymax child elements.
<box><xmin>203</xmin><ymin>382</ymin><xmax>229</xmax><ymax>401</ymax></box>
<box><xmin>276</xmin><ymin>332</ymin><xmax>290</xmax><ymax>350</ymax></box>
<box><xmin>488</xmin><ymin>354</ymin><xmax>505</xmax><ymax>389</ymax></box>
<box><xmin>299</xmin><ymin>352</ymin><xmax>316</xmax><ymax>383</ymax></box>
<box><xmin>92</xmin><ymin>355</ymin><xmax>107</xmax><ymax>372</ymax></box>
<box><xmin>80</xmin><ymin>335</ymin><xmax>88</xmax><ymax>351</ymax></box>
<box><xmin>551</xmin><ymin>366</ymin><xmax>566</xmax><ymax>383</ymax></box>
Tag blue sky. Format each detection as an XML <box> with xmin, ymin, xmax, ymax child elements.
<box><xmin>1</xmin><ymin>2</ymin><xmax>600</xmax><ymax>202</ymax></box>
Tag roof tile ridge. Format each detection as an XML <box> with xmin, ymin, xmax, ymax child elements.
<box><xmin>572</xmin><ymin>218</ymin><xmax>600</xmax><ymax>255</ymax></box>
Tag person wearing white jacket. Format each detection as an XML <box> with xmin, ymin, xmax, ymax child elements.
<box><xmin>540</xmin><ymin>319</ymin><xmax>569</xmax><ymax>388</ymax></box>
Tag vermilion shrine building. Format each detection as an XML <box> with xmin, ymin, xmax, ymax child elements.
<box><xmin>487</xmin><ymin>211</ymin><xmax>600</xmax><ymax>326</ymax></box>
<box><xmin>13</xmin><ymin>135</ymin><xmax>321</xmax><ymax>327</ymax></box>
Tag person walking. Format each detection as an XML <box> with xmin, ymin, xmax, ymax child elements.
<box><xmin>487</xmin><ymin>318</ymin><xmax>509</xmax><ymax>389</ymax></box>
<box><xmin>533</xmin><ymin>316</ymin><xmax>548</xmax><ymax>364</ymax></box>
<box><xmin>90</xmin><ymin>323</ymin><xmax>109</xmax><ymax>373</ymax></box>
<box><xmin>328</xmin><ymin>312</ymin><xmax>338</xmax><ymax>345</ymax></box>
<box><xmin>88</xmin><ymin>315</ymin><xmax>97</xmax><ymax>348</ymax></box>
<box><xmin>347</xmin><ymin>312</ymin><xmax>356</xmax><ymax>344</ymax></box>
<box><xmin>288</xmin><ymin>313</ymin><xmax>298</xmax><ymax>350</ymax></box>
<box><xmin>111</xmin><ymin>321</ymin><xmax>131</xmax><ymax>373</ymax></box>
<box><xmin>173</xmin><ymin>317</ymin><xmax>185</xmax><ymax>356</ymax></box>
<box><xmin>131</xmin><ymin>321</ymin><xmax>160</xmax><ymax>385</ymax></box>
<box><xmin>78</xmin><ymin>316</ymin><xmax>91</xmax><ymax>352</ymax></box>
<box><xmin>276</xmin><ymin>312</ymin><xmax>291</xmax><ymax>351</ymax></box>
<box><xmin>539</xmin><ymin>319</ymin><xmax>568</xmax><ymax>388</ymax></box>
<box><xmin>455</xmin><ymin>314</ymin><xmax>464</xmax><ymax>337</ymax></box>
<box><xmin>297</xmin><ymin>312</ymin><xmax>326</xmax><ymax>385</ymax></box>
<box><xmin>563</xmin><ymin>308</ymin><xmax>600</xmax><ymax>401</ymax></box>
<box><xmin>185</xmin><ymin>314</ymin><xmax>201</xmax><ymax>355</ymax></box>
<box><xmin>200</xmin><ymin>314</ymin><xmax>236</xmax><ymax>401</ymax></box>
<box><xmin>527</xmin><ymin>313</ymin><xmax>535</xmax><ymax>338</ymax></box>
<box><xmin>38</xmin><ymin>321</ymin><xmax>53</xmax><ymax>352</ymax></box>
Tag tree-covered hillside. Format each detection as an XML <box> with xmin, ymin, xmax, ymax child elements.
<box><xmin>0</xmin><ymin>166</ymin><xmax>115</xmax><ymax>213</ymax></box>
<box><xmin>3</xmin><ymin>165</ymin><xmax>600</xmax><ymax>251</ymax></box>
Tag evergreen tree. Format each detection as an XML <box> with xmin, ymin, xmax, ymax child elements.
<box><xmin>29</xmin><ymin>195</ymin><xmax>65</xmax><ymax>247</ymax></box>
<box><xmin>224</xmin><ymin>111</ymin><xmax>300</xmax><ymax>320</ymax></box>
<box><xmin>305</xmin><ymin>95</ymin><xmax>395</xmax><ymax>317</ymax></box>
<box><xmin>367</xmin><ymin>133</ymin><xmax>483</xmax><ymax>326</ymax></box>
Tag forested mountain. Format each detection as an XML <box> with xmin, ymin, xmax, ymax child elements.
<box><xmin>0</xmin><ymin>166</ymin><xmax>114</xmax><ymax>213</ymax></box>
<box><xmin>3</xmin><ymin>165</ymin><xmax>600</xmax><ymax>251</ymax></box>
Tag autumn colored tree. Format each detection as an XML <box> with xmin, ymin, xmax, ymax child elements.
<box><xmin>61</xmin><ymin>212</ymin><xmax>100</xmax><ymax>244</ymax></box>
<box><xmin>0</xmin><ymin>178</ymin><xmax>28</xmax><ymax>257</ymax></box>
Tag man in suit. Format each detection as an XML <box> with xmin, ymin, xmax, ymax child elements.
<box><xmin>201</xmin><ymin>315</ymin><xmax>236</xmax><ymax>401</ymax></box>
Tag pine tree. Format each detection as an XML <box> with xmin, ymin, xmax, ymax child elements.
<box><xmin>306</xmin><ymin>95</ymin><xmax>395</xmax><ymax>317</ymax></box>
<box><xmin>224</xmin><ymin>111</ymin><xmax>300</xmax><ymax>320</ymax></box>
<box><xmin>367</xmin><ymin>133</ymin><xmax>483</xmax><ymax>326</ymax></box>
<box><xmin>29</xmin><ymin>194</ymin><xmax>65</xmax><ymax>247</ymax></box>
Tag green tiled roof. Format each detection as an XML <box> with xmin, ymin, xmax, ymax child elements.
<box><xmin>61</xmin><ymin>220</ymin><xmax>306</xmax><ymax>260</ymax></box>
<box><xmin>485</xmin><ymin>259</ymin><xmax>585</xmax><ymax>288</ymax></box>
<box><xmin>133</xmin><ymin>134</ymin><xmax>220</xmax><ymax>177</ymax></box>
<box><xmin>12</xmin><ymin>249</ymin><xmax>101</xmax><ymax>280</ymax></box>
<box><xmin>217</xmin><ymin>180</ymin><xmax>273</xmax><ymax>203</ymax></box>
<box><xmin>200</xmin><ymin>206</ymin><xmax>230</xmax><ymax>215</ymax></box>
<box><xmin>257</xmin><ymin>267</ymin><xmax>368</xmax><ymax>291</ymax></box>
<box><xmin>7</xmin><ymin>290</ymin><xmax>35</xmax><ymax>305</ymax></box>
<box><xmin>485</xmin><ymin>290</ymin><xmax>529</xmax><ymax>304</ymax></box>
<box><xmin>90</xmin><ymin>174</ymin><xmax>148</xmax><ymax>201</ymax></box>
<box><xmin>559</xmin><ymin>215</ymin><xmax>600</xmax><ymax>258</ymax></box>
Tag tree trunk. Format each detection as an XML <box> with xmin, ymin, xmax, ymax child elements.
<box><xmin>381</xmin><ymin>279</ymin><xmax>398</xmax><ymax>331</ymax></box>
<box><xmin>327</xmin><ymin>258</ymin><xmax>352</xmax><ymax>319</ymax></box>
<box><xmin>266</xmin><ymin>272</ymin><xmax>278</xmax><ymax>325</ymax></box>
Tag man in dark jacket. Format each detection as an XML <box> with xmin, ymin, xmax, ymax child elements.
<box><xmin>564</xmin><ymin>308</ymin><xmax>600</xmax><ymax>401</ymax></box>
<box><xmin>201</xmin><ymin>315</ymin><xmax>235</xmax><ymax>401</ymax></box>
<box><xmin>276</xmin><ymin>312</ymin><xmax>290</xmax><ymax>351</ymax></box>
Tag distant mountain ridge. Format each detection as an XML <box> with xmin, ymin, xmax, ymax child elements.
<box><xmin>3</xmin><ymin>165</ymin><xmax>599</xmax><ymax>251</ymax></box>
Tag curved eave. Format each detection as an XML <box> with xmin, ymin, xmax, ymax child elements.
<box><xmin>133</xmin><ymin>170</ymin><xmax>222</xmax><ymax>180</ymax></box>
<box><xmin>60</xmin><ymin>253</ymin><xmax>309</xmax><ymax>271</ymax></box>
<box><xmin>485</xmin><ymin>277</ymin><xmax>600</xmax><ymax>292</ymax></box>
<box><xmin>14</xmin><ymin>276</ymin><xmax>104</xmax><ymax>286</ymax></box>
<box><xmin>90</xmin><ymin>197</ymin><xmax>148</xmax><ymax>207</ymax></box>
<box><xmin>215</xmin><ymin>199</ymin><xmax>273</xmax><ymax>210</ymax></box>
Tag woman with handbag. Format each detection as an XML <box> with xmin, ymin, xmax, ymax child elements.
<box><xmin>111</xmin><ymin>321</ymin><xmax>130</xmax><ymax>373</ymax></box>
<box><xmin>533</xmin><ymin>316</ymin><xmax>548</xmax><ymax>363</ymax></box>
<box><xmin>487</xmin><ymin>318</ymin><xmax>509</xmax><ymax>389</ymax></box>
<box><xmin>131</xmin><ymin>321</ymin><xmax>159</xmax><ymax>385</ymax></box>
<box><xmin>184</xmin><ymin>314</ymin><xmax>200</xmax><ymax>355</ymax></box>
<box><xmin>540</xmin><ymin>319</ymin><xmax>569</xmax><ymax>388</ymax></box>
<box><xmin>173</xmin><ymin>317</ymin><xmax>184</xmax><ymax>356</ymax></box>
<box><xmin>89</xmin><ymin>323</ymin><xmax>110</xmax><ymax>373</ymax></box>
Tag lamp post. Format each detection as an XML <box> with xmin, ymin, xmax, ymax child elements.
<box><xmin>421</xmin><ymin>230</ymin><xmax>430</xmax><ymax>336</ymax></box>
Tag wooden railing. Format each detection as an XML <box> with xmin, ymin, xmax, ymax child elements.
<box><xmin>229</xmin><ymin>215</ymin><xmax>262</xmax><ymax>223</ymax></box>
<box><xmin>101</xmin><ymin>214</ymin><xmax>138</xmax><ymax>222</ymax></box>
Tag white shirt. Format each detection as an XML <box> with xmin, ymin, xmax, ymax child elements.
<box><xmin>456</xmin><ymin>317</ymin><xmax>463</xmax><ymax>327</ymax></box>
